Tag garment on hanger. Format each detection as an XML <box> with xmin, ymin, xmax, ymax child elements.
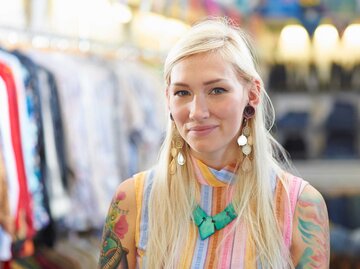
<box><xmin>11</xmin><ymin>51</ymin><xmax>51</xmax><ymax>232</ymax></box>
<box><xmin>1</xmin><ymin>44</ymin><xmax>165</xmax><ymax>267</ymax></box>
<box><xmin>0</xmin><ymin>99</ymin><xmax>12</xmax><ymax>261</ymax></box>
<box><xmin>0</xmin><ymin>58</ymin><xmax>34</xmax><ymax>258</ymax></box>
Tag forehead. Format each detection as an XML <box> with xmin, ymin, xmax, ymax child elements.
<box><xmin>170</xmin><ymin>52</ymin><xmax>239</xmax><ymax>84</ymax></box>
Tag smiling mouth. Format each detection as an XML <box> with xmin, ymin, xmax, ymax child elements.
<box><xmin>188</xmin><ymin>125</ymin><xmax>218</xmax><ymax>136</ymax></box>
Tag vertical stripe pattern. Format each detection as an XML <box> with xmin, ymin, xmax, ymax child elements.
<box><xmin>133</xmin><ymin>160</ymin><xmax>307</xmax><ymax>268</ymax></box>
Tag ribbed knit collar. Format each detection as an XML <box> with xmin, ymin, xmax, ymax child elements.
<box><xmin>191</xmin><ymin>155</ymin><xmax>237</xmax><ymax>187</ymax></box>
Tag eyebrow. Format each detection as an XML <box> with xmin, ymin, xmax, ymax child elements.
<box><xmin>171</xmin><ymin>78</ymin><xmax>227</xmax><ymax>87</ymax></box>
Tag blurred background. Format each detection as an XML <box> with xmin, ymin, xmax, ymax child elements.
<box><xmin>0</xmin><ymin>0</ymin><xmax>359</xmax><ymax>268</ymax></box>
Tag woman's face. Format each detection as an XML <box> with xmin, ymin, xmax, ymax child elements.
<box><xmin>167</xmin><ymin>52</ymin><xmax>253</xmax><ymax>166</ymax></box>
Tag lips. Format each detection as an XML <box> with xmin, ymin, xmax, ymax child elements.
<box><xmin>188</xmin><ymin>125</ymin><xmax>218</xmax><ymax>136</ymax></box>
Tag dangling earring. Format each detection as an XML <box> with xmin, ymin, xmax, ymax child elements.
<box><xmin>169</xmin><ymin>129</ymin><xmax>186</xmax><ymax>175</ymax></box>
<box><xmin>237</xmin><ymin>105</ymin><xmax>255</xmax><ymax>172</ymax></box>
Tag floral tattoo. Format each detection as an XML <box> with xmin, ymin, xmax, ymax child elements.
<box><xmin>99</xmin><ymin>191</ymin><xmax>130</xmax><ymax>269</ymax></box>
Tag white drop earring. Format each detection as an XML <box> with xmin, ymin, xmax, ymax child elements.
<box><xmin>169</xmin><ymin>127</ymin><xmax>186</xmax><ymax>174</ymax></box>
<box><xmin>238</xmin><ymin>105</ymin><xmax>255</xmax><ymax>172</ymax></box>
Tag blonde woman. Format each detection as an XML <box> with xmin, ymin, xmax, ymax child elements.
<box><xmin>98</xmin><ymin>18</ymin><xmax>329</xmax><ymax>269</ymax></box>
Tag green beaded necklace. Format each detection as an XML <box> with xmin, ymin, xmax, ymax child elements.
<box><xmin>193</xmin><ymin>203</ymin><xmax>237</xmax><ymax>240</ymax></box>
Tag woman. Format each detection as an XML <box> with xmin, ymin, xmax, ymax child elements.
<box><xmin>98</xmin><ymin>18</ymin><xmax>329</xmax><ymax>269</ymax></box>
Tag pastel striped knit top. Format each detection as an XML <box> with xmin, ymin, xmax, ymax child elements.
<box><xmin>133</xmin><ymin>157</ymin><xmax>307</xmax><ymax>268</ymax></box>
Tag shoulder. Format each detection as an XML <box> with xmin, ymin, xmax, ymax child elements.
<box><xmin>298</xmin><ymin>184</ymin><xmax>326</xmax><ymax>206</ymax></box>
<box><xmin>276</xmin><ymin>171</ymin><xmax>328</xmax><ymax>229</ymax></box>
<box><xmin>295</xmin><ymin>184</ymin><xmax>329</xmax><ymax>239</ymax></box>
<box><xmin>117</xmin><ymin>168</ymin><xmax>155</xmax><ymax>194</ymax></box>
<box><xmin>117</xmin><ymin>176</ymin><xmax>136</xmax><ymax>194</ymax></box>
<box><xmin>113</xmin><ymin>168</ymin><xmax>154</xmax><ymax>205</ymax></box>
<box><xmin>132</xmin><ymin>168</ymin><xmax>156</xmax><ymax>184</ymax></box>
<box><xmin>132</xmin><ymin>168</ymin><xmax>157</xmax><ymax>196</ymax></box>
<box><xmin>295</xmin><ymin>183</ymin><xmax>328</xmax><ymax>229</ymax></box>
<box><xmin>99</xmin><ymin>170</ymin><xmax>155</xmax><ymax>269</ymax></box>
<box><xmin>117</xmin><ymin>169</ymin><xmax>156</xmax><ymax>217</ymax></box>
<box><xmin>110</xmin><ymin>169</ymin><xmax>157</xmax><ymax>255</ymax></box>
<box><xmin>110</xmin><ymin>177</ymin><xmax>136</xmax><ymax>210</ymax></box>
<box><xmin>274</xmin><ymin>171</ymin><xmax>308</xmax><ymax>206</ymax></box>
<box><xmin>107</xmin><ymin>177</ymin><xmax>137</xmax><ymax>237</ymax></box>
<box><xmin>276</xmin><ymin>171</ymin><xmax>307</xmax><ymax>189</ymax></box>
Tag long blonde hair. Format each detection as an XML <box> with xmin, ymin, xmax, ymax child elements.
<box><xmin>146</xmin><ymin>17</ymin><xmax>293</xmax><ymax>268</ymax></box>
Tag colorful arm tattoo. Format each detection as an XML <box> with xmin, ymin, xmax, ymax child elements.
<box><xmin>295</xmin><ymin>189</ymin><xmax>329</xmax><ymax>269</ymax></box>
<box><xmin>98</xmin><ymin>191</ymin><xmax>130</xmax><ymax>269</ymax></box>
<box><xmin>99</xmin><ymin>227</ymin><xmax>129</xmax><ymax>269</ymax></box>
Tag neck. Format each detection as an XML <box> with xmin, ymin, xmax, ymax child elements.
<box><xmin>189</xmin><ymin>148</ymin><xmax>239</xmax><ymax>170</ymax></box>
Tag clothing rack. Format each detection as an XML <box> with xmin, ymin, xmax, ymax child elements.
<box><xmin>0</xmin><ymin>25</ymin><xmax>147</xmax><ymax>60</ymax></box>
<box><xmin>0</xmin><ymin>42</ymin><xmax>166</xmax><ymax>265</ymax></box>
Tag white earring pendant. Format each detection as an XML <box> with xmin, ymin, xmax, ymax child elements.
<box><xmin>177</xmin><ymin>152</ymin><xmax>185</xmax><ymax>165</ymax></box>
<box><xmin>242</xmin><ymin>144</ymin><xmax>252</xmax><ymax>155</ymax></box>
<box><xmin>237</xmin><ymin>135</ymin><xmax>247</xmax><ymax>146</ymax></box>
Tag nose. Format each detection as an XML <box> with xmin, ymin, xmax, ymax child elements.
<box><xmin>189</xmin><ymin>95</ymin><xmax>210</xmax><ymax>120</ymax></box>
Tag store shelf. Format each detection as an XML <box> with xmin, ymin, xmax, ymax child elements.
<box><xmin>294</xmin><ymin>159</ymin><xmax>360</xmax><ymax>196</ymax></box>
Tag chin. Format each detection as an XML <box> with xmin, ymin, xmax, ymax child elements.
<box><xmin>189</xmin><ymin>143</ymin><xmax>219</xmax><ymax>155</ymax></box>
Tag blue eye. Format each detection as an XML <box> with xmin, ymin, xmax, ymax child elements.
<box><xmin>174</xmin><ymin>90</ymin><xmax>190</xmax><ymax>96</ymax></box>
<box><xmin>210</xmin><ymin>88</ymin><xmax>227</xmax><ymax>94</ymax></box>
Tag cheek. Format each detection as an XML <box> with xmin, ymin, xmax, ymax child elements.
<box><xmin>172</xmin><ymin>113</ymin><xmax>182</xmax><ymax>125</ymax></box>
<box><xmin>170</xmin><ymin>101</ymin><xmax>188</xmax><ymax>124</ymax></box>
<box><xmin>217</xmin><ymin>100</ymin><xmax>244</xmax><ymax>122</ymax></box>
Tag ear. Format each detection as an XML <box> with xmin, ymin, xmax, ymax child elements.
<box><xmin>166</xmin><ymin>87</ymin><xmax>171</xmax><ymax>111</ymax></box>
<box><xmin>248</xmin><ymin>79</ymin><xmax>261</xmax><ymax>107</ymax></box>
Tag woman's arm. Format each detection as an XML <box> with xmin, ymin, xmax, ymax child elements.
<box><xmin>291</xmin><ymin>184</ymin><xmax>330</xmax><ymax>269</ymax></box>
<box><xmin>98</xmin><ymin>178</ymin><xmax>137</xmax><ymax>269</ymax></box>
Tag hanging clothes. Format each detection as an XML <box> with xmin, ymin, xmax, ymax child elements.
<box><xmin>26</xmin><ymin>51</ymin><xmax>118</xmax><ymax>230</ymax></box>
<box><xmin>0</xmin><ymin>44</ymin><xmax>165</xmax><ymax>267</ymax></box>
<box><xmin>0</xmin><ymin>102</ymin><xmax>13</xmax><ymax>261</ymax></box>
<box><xmin>112</xmin><ymin>61</ymin><xmax>166</xmax><ymax>174</ymax></box>
<box><xmin>0</xmin><ymin>53</ymin><xmax>35</xmax><ymax>258</ymax></box>
<box><xmin>11</xmin><ymin>51</ymin><xmax>57</xmax><ymax>248</ymax></box>
<box><xmin>11</xmin><ymin>51</ymin><xmax>52</xmax><ymax>232</ymax></box>
<box><xmin>25</xmin><ymin>50</ymin><xmax>166</xmax><ymax>231</ymax></box>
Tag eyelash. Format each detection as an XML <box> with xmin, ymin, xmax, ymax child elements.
<box><xmin>210</xmin><ymin>87</ymin><xmax>227</xmax><ymax>94</ymax></box>
<box><xmin>173</xmin><ymin>87</ymin><xmax>227</xmax><ymax>96</ymax></box>
<box><xmin>174</xmin><ymin>90</ymin><xmax>190</xmax><ymax>96</ymax></box>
